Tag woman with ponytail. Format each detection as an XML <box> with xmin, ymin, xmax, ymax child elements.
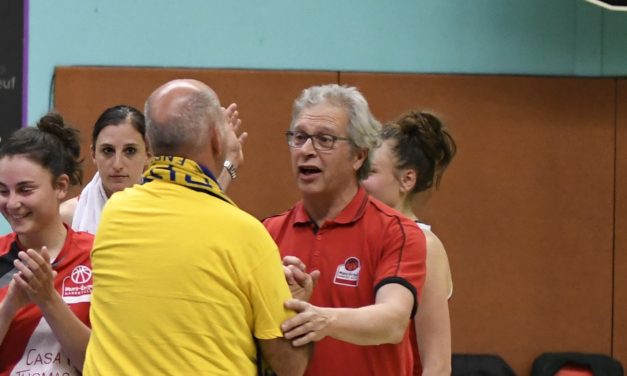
<box><xmin>0</xmin><ymin>113</ymin><xmax>93</xmax><ymax>375</ymax></box>
<box><xmin>362</xmin><ymin>110</ymin><xmax>457</xmax><ymax>376</ymax></box>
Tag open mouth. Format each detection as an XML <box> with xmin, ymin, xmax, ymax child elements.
<box><xmin>299</xmin><ymin>166</ymin><xmax>322</xmax><ymax>176</ymax></box>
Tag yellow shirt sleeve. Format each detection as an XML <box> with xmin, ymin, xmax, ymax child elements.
<box><xmin>245</xmin><ymin>233</ymin><xmax>294</xmax><ymax>340</ymax></box>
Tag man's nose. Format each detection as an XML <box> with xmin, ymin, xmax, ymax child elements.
<box><xmin>300</xmin><ymin>137</ymin><xmax>317</xmax><ymax>154</ymax></box>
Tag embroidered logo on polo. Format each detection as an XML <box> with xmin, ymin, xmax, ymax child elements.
<box><xmin>61</xmin><ymin>265</ymin><xmax>93</xmax><ymax>304</ymax></box>
<box><xmin>333</xmin><ymin>257</ymin><xmax>361</xmax><ymax>287</ymax></box>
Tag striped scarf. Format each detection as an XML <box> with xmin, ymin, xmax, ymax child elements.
<box><xmin>143</xmin><ymin>155</ymin><xmax>235</xmax><ymax>206</ymax></box>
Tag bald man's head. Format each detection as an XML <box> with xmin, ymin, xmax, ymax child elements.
<box><xmin>145</xmin><ymin>79</ymin><xmax>224</xmax><ymax>158</ymax></box>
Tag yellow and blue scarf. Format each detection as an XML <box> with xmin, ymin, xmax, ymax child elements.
<box><xmin>143</xmin><ymin>156</ymin><xmax>235</xmax><ymax>206</ymax></box>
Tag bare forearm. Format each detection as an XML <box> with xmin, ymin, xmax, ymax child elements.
<box><xmin>422</xmin><ymin>362</ymin><xmax>452</xmax><ymax>376</ymax></box>
<box><xmin>415</xmin><ymin>301</ymin><xmax>451</xmax><ymax>375</ymax></box>
<box><xmin>323</xmin><ymin>305</ymin><xmax>410</xmax><ymax>345</ymax></box>
<box><xmin>39</xmin><ymin>293</ymin><xmax>90</xmax><ymax>371</ymax></box>
<box><xmin>270</xmin><ymin>343</ymin><xmax>311</xmax><ymax>376</ymax></box>
<box><xmin>217</xmin><ymin>168</ymin><xmax>233</xmax><ymax>192</ymax></box>
<box><xmin>283</xmin><ymin>284</ymin><xmax>415</xmax><ymax>347</ymax></box>
<box><xmin>260</xmin><ymin>337</ymin><xmax>311</xmax><ymax>376</ymax></box>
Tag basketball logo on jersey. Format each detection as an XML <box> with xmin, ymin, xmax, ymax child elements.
<box><xmin>61</xmin><ymin>265</ymin><xmax>93</xmax><ymax>304</ymax></box>
<box><xmin>333</xmin><ymin>257</ymin><xmax>361</xmax><ymax>287</ymax></box>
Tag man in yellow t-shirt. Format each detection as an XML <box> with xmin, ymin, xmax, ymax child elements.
<box><xmin>83</xmin><ymin>79</ymin><xmax>310</xmax><ymax>375</ymax></box>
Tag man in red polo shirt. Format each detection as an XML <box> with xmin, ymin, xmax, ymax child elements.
<box><xmin>263</xmin><ymin>84</ymin><xmax>427</xmax><ymax>376</ymax></box>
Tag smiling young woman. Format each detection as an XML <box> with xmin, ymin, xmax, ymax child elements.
<box><xmin>0</xmin><ymin>112</ymin><xmax>94</xmax><ymax>375</ymax></box>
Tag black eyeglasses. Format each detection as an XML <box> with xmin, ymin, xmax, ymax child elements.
<box><xmin>285</xmin><ymin>131</ymin><xmax>351</xmax><ymax>151</ymax></box>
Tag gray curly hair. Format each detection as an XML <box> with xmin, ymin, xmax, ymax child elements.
<box><xmin>291</xmin><ymin>84</ymin><xmax>381</xmax><ymax>180</ymax></box>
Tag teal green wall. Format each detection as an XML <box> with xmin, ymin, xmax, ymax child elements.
<box><xmin>2</xmin><ymin>0</ymin><xmax>626</xmax><ymax>235</ymax></box>
<box><xmin>25</xmin><ymin>0</ymin><xmax>627</xmax><ymax>124</ymax></box>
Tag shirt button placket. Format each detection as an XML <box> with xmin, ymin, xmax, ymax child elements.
<box><xmin>312</xmin><ymin>232</ymin><xmax>322</xmax><ymax>270</ymax></box>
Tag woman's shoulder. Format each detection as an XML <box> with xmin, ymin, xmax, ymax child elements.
<box><xmin>59</xmin><ymin>196</ymin><xmax>79</xmax><ymax>225</ymax></box>
<box><xmin>421</xmin><ymin>228</ymin><xmax>444</xmax><ymax>250</ymax></box>
<box><xmin>66</xmin><ymin>227</ymin><xmax>95</xmax><ymax>255</ymax></box>
<box><xmin>422</xmin><ymin>228</ymin><xmax>450</xmax><ymax>265</ymax></box>
<box><xmin>421</xmin><ymin>227</ymin><xmax>453</xmax><ymax>298</ymax></box>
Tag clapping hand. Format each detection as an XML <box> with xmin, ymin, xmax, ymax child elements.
<box><xmin>12</xmin><ymin>247</ymin><xmax>58</xmax><ymax>308</ymax></box>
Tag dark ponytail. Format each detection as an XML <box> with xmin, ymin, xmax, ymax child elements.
<box><xmin>0</xmin><ymin>112</ymin><xmax>83</xmax><ymax>186</ymax></box>
<box><xmin>382</xmin><ymin>111</ymin><xmax>456</xmax><ymax>193</ymax></box>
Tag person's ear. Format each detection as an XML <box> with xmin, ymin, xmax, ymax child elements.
<box><xmin>352</xmin><ymin>148</ymin><xmax>368</xmax><ymax>172</ymax></box>
<box><xmin>90</xmin><ymin>144</ymin><xmax>96</xmax><ymax>164</ymax></box>
<box><xmin>144</xmin><ymin>147</ymin><xmax>153</xmax><ymax>167</ymax></box>
<box><xmin>399</xmin><ymin>169</ymin><xmax>417</xmax><ymax>194</ymax></box>
<box><xmin>55</xmin><ymin>174</ymin><xmax>70</xmax><ymax>201</ymax></box>
<box><xmin>210</xmin><ymin>124</ymin><xmax>223</xmax><ymax>160</ymax></box>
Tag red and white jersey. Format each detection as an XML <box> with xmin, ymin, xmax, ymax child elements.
<box><xmin>0</xmin><ymin>228</ymin><xmax>94</xmax><ymax>376</ymax></box>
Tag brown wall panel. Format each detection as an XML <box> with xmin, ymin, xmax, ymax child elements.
<box><xmin>341</xmin><ymin>73</ymin><xmax>615</xmax><ymax>375</ymax></box>
<box><xmin>55</xmin><ymin>68</ymin><xmax>619</xmax><ymax>374</ymax></box>
<box><xmin>615</xmin><ymin>79</ymin><xmax>627</xmax><ymax>368</ymax></box>
<box><xmin>54</xmin><ymin>67</ymin><xmax>337</xmax><ymax>219</ymax></box>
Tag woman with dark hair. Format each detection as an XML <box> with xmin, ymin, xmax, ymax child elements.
<box><xmin>362</xmin><ymin>110</ymin><xmax>457</xmax><ymax>376</ymax></box>
<box><xmin>0</xmin><ymin>112</ymin><xmax>93</xmax><ymax>375</ymax></box>
<box><xmin>60</xmin><ymin>103</ymin><xmax>246</xmax><ymax>234</ymax></box>
<box><xmin>60</xmin><ymin>105</ymin><xmax>151</xmax><ymax>233</ymax></box>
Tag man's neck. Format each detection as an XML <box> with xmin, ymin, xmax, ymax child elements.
<box><xmin>303</xmin><ymin>184</ymin><xmax>359</xmax><ymax>228</ymax></box>
<box><xmin>183</xmin><ymin>146</ymin><xmax>220</xmax><ymax>179</ymax></box>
